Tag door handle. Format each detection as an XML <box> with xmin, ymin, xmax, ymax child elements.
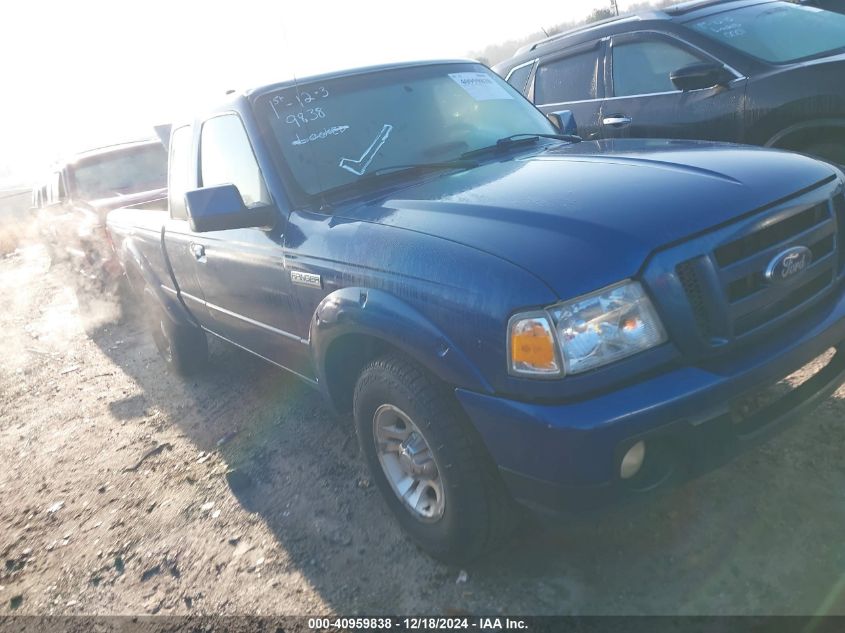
<box><xmin>190</xmin><ymin>242</ymin><xmax>206</xmax><ymax>261</ymax></box>
<box><xmin>602</xmin><ymin>115</ymin><xmax>632</xmax><ymax>128</ymax></box>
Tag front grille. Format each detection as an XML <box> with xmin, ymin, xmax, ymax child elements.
<box><xmin>674</xmin><ymin>191</ymin><xmax>841</xmax><ymax>344</ymax></box>
<box><xmin>726</xmin><ymin>271</ymin><xmax>764</xmax><ymax>303</ymax></box>
<box><xmin>714</xmin><ymin>202</ymin><xmax>829</xmax><ymax>267</ymax></box>
<box><xmin>733</xmin><ymin>270</ymin><xmax>833</xmax><ymax>335</ymax></box>
<box><xmin>725</xmin><ymin>233</ymin><xmax>835</xmax><ymax>302</ymax></box>
<box><xmin>835</xmin><ymin>192</ymin><xmax>845</xmax><ymax>272</ymax></box>
<box><xmin>676</xmin><ymin>259</ymin><xmax>712</xmax><ymax>338</ymax></box>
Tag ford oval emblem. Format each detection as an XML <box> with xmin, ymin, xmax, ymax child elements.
<box><xmin>765</xmin><ymin>246</ymin><xmax>813</xmax><ymax>283</ymax></box>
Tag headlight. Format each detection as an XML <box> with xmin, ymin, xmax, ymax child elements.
<box><xmin>550</xmin><ymin>280</ymin><xmax>667</xmax><ymax>375</ymax></box>
<box><xmin>508</xmin><ymin>281</ymin><xmax>667</xmax><ymax>378</ymax></box>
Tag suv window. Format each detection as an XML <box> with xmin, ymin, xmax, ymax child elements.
<box><xmin>168</xmin><ymin>126</ymin><xmax>193</xmax><ymax>220</ymax></box>
<box><xmin>612</xmin><ymin>39</ymin><xmax>706</xmax><ymax>97</ymax></box>
<box><xmin>506</xmin><ymin>63</ymin><xmax>533</xmax><ymax>95</ymax></box>
<box><xmin>200</xmin><ymin>114</ymin><xmax>269</xmax><ymax>207</ymax></box>
<box><xmin>689</xmin><ymin>3</ymin><xmax>845</xmax><ymax>64</ymax></box>
<box><xmin>534</xmin><ymin>50</ymin><xmax>598</xmax><ymax>104</ymax></box>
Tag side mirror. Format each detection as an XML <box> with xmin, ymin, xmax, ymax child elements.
<box><xmin>670</xmin><ymin>62</ymin><xmax>734</xmax><ymax>92</ymax></box>
<box><xmin>185</xmin><ymin>184</ymin><xmax>274</xmax><ymax>233</ymax></box>
<box><xmin>547</xmin><ymin>110</ymin><xmax>578</xmax><ymax>136</ymax></box>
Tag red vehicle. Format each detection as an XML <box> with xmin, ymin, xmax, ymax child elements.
<box><xmin>32</xmin><ymin>139</ymin><xmax>167</xmax><ymax>282</ymax></box>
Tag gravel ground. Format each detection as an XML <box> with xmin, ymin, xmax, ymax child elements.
<box><xmin>3</xmin><ymin>244</ymin><xmax>845</xmax><ymax>616</ymax></box>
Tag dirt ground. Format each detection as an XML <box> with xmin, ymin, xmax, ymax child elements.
<box><xmin>3</xmin><ymin>243</ymin><xmax>845</xmax><ymax>616</ymax></box>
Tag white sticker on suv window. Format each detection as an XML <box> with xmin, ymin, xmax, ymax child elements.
<box><xmin>448</xmin><ymin>72</ymin><xmax>514</xmax><ymax>101</ymax></box>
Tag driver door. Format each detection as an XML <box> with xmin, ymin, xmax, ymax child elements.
<box><xmin>188</xmin><ymin>113</ymin><xmax>313</xmax><ymax>379</ymax></box>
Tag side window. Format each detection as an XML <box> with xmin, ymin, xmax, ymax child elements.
<box><xmin>200</xmin><ymin>115</ymin><xmax>269</xmax><ymax>208</ymax></box>
<box><xmin>612</xmin><ymin>39</ymin><xmax>706</xmax><ymax>97</ymax></box>
<box><xmin>534</xmin><ymin>50</ymin><xmax>599</xmax><ymax>105</ymax></box>
<box><xmin>506</xmin><ymin>63</ymin><xmax>533</xmax><ymax>95</ymax></box>
<box><xmin>168</xmin><ymin>126</ymin><xmax>193</xmax><ymax>220</ymax></box>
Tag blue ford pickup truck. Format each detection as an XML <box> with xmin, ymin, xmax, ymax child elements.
<box><xmin>107</xmin><ymin>60</ymin><xmax>845</xmax><ymax>562</ymax></box>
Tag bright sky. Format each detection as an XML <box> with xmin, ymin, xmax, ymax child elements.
<box><xmin>0</xmin><ymin>0</ymin><xmax>634</xmax><ymax>183</ymax></box>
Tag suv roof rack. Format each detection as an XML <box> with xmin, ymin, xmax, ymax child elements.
<box><xmin>515</xmin><ymin>14</ymin><xmax>644</xmax><ymax>56</ymax></box>
<box><xmin>664</xmin><ymin>0</ymin><xmax>737</xmax><ymax>15</ymax></box>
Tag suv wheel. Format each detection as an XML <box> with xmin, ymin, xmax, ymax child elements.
<box><xmin>353</xmin><ymin>353</ymin><xmax>518</xmax><ymax>562</ymax></box>
<box><xmin>802</xmin><ymin>141</ymin><xmax>845</xmax><ymax>167</ymax></box>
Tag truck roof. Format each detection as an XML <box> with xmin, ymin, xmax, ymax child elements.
<box><xmin>43</xmin><ymin>138</ymin><xmax>165</xmax><ymax>177</ymax></box>
<box><xmin>245</xmin><ymin>59</ymin><xmax>479</xmax><ymax>100</ymax></box>
<box><xmin>73</xmin><ymin>138</ymin><xmax>163</xmax><ymax>162</ymax></box>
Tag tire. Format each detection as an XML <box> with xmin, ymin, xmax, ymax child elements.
<box><xmin>148</xmin><ymin>303</ymin><xmax>208</xmax><ymax>376</ymax></box>
<box><xmin>353</xmin><ymin>353</ymin><xmax>518</xmax><ymax>562</ymax></box>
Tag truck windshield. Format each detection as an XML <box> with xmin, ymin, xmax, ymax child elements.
<box><xmin>687</xmin><ymin>2</ymin><xmax>845</xmax><ymax>64</ymax></box>
<box><xmin>254</xmin><ymin>63</ymin><xmax>556</xmax><ymax>201</ymax></box>
<box><xmin>71</xmin><ymin>144</ymin><xmax>167</xmax><ymax>200</ymax></box>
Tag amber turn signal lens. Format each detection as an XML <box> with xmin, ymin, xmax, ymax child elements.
<box><xmin>509</xmin><ymin>316</ymin><xmax>560</xmax><ymax>376</ymax></box>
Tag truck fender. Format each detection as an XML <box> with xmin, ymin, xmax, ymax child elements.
<box><xmin>310</xmin><ymin>287</ymin><xmax>494</xmax><ymax>398</ymax></box>
<box><xmin>117</xmin><ymin>234</ymin><xmax>197</xmax><ymax>330</ymax></box>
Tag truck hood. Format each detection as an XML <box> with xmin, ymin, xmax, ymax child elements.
<box><xmin>338</xmin><ymin>139</ymin><xmax>840</xmax><ymax>299</ymax></box>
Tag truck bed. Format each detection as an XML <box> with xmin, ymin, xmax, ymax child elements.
<box><xmin>107</xmin><ymin>206</ymin><xmax>176</xmax><ymax>299</ymax></box>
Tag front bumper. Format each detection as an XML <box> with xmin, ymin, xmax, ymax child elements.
<box><xmin>455</xmin><ymin>289</ymin><xmax>845</xmax><ymax>514</ymax></box>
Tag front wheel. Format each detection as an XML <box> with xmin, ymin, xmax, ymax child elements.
<box><xmin>353</xmin><ymin>353</ymin><xmax>518</xmax><ymax>562</ymax></box>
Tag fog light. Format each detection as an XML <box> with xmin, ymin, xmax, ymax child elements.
<box><xmin>620</xmin><ymin>441</ymin><xmax>646</xmax><ymax>480</ymax></box>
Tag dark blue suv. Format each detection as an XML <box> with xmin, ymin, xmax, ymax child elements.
<box><xmin>494</xmin><ymin>0</ymin><xmax>845</xmax><ymax>165</ymax></box>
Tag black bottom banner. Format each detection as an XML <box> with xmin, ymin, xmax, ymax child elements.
<box><xmin>0</xmin><ymin>616</ymin><xmax>841</xmax><ymax>633</ymax></box>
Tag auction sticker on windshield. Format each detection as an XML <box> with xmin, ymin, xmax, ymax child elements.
<box><xmin>448</xmin><ymin>72</ymin><xmax>513</xmax><ymax>101</ymax></box>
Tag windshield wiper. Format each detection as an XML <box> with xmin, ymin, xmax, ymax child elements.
<box><xmin>460</xmin><ymin>133</ymin><xmax>581</xmax><ymax>160</ymax></box>
<box><xmin>361</xmin><ymin>160</ymin><xmax>479</xmax><ymax>180</ymax></box>
<box><xmin>319</xmin><ymin>160</ymin><xmax>478</xmax><ymax>203</ymax></box>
